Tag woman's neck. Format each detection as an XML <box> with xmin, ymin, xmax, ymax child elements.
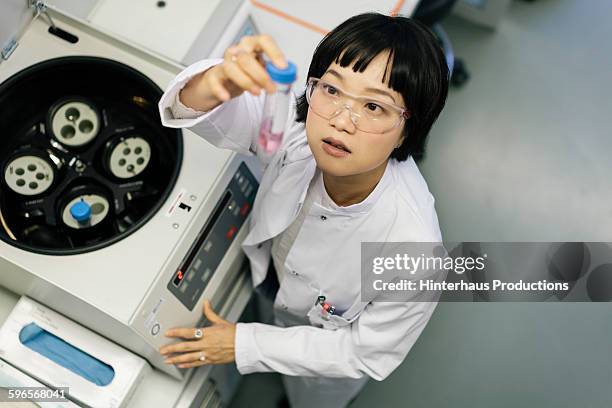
<box><xmin>322</xmin><ymin>160</ymin><xmax>388</xmax><ymax>207</ymax></box>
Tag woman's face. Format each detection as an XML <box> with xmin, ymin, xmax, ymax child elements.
<box><xmin>305</xmin><ymin>52</ymin><xmax>406</xmax><ymax>177</ymax></box>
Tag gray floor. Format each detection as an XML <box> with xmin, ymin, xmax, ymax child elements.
<box><xmin>229</xmin><ymin>1</ymin><xmax>612</xmax><ymax>407</ymax></box>
<box><xmin>420</xmin><ymin>0</ymin><xmax>612</xmax><ymax>242</ymax></box>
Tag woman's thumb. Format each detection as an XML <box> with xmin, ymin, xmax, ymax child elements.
<box><xmin>203</xmin><ymin>299</ymin><xmax>224</xmax><ymax>324</ymax></box>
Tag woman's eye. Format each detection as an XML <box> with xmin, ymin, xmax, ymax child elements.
<box><xmin>365</xmin><ymin>102</ymin><xmax>383</xmax><ymax>112</ymax></box>
<box><xmin>322</xmin><ymin>84</ymin><xmax>338</xmax><ymax>95</ymax></box>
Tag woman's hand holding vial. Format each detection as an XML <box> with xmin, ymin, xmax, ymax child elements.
<box><xmin>179</xmin><ymin>35</ymin><xmax>288</xmax><ymax>113</ymax></box>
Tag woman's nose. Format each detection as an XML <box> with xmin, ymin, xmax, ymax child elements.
<box><xmin>329</xmin><ymin>104</ymin><xmax>357</xmax><ymax>133</ymax></box>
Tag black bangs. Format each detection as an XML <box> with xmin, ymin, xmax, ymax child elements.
<box><xmin>333</xmin><ymin>23</ymin><xmax>403</xmax><ymax>90</ymax></box>
<box><xmin>307</xmin><ymin>15</ymin><xmax>402</xmax><ymax>89</ymax></box>
<box><xmin>295</xmin><ymin>13</ymin><xmax>449</xmax><ymax>162</ymax></box>
<box><xmin>336</xmin><ymin>40</ymin><xmax>395</xmax><ymax>86</ymax></box>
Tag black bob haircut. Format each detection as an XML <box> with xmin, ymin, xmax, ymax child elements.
<box><xmin>295</xmin><ymin>13</ymin><xmax>449</xmax><ymax>162</ymax></box>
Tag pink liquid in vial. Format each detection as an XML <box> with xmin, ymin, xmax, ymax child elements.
<box><xmin>258</xmin><ymin>117</ymin><xmax>283</xmax><ymax>154</ymax></box>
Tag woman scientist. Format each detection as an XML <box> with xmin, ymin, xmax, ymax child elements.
<box><xmin>158</xmin><ymin>12</ymin><xmax>449</xmax><ymax>408</ymax></box>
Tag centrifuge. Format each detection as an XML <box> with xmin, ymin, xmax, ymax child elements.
<box><xmin>0</xmin><ymin>1</ymin><xmax>260</xmax><ymax>406</ymax></box>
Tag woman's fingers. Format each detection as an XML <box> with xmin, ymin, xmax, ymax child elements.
<box><xmin>219</xmin><ymin>35</ymin><xmax>287</xmax><ymax>96</ymax></box>
<box><xmin>238</xmin><ymin>35</ymin><xmax>287</xmax><ymax>69</ymax></box>
<box><xmin>164</xmin><ymin>350</ymin><xmax>205</xmax><ymax>365</ymax></box>
<box><xmin>160</xmin><ymin>321</ymin><xmax>236</xmax><ymax>366</ymax></box>
<box><xmin>176</xmin><ymin>360</ymin><xmax>207</xmax><ymax>369</ymax></box>
<box><xmin>159</xmin><ymin>339</ymin><xmax>202</xmax><ymax>355</ymax></box>
<box><xmin>256</xmin><ymin>34</ymin><xmax>288</xmax><ymax>69</ymax></box>
<box><xmin>222</xmin><ymin>60</ymin><xmax>261</xmax><ymax>95</ymax></box>
<box><xmin>202</xmin><ymin>299</ymin><xmax>226</xmax><ymax>324</ymax></box>
<box><xmin>188</xmin><ymin>34</ymin><xmax>287</xmax><ymax>109</ymax></box>
<box><xmin>234</xmin><ymin>52</ymin><xmax>275</xmax><ymax>93</ymax></box>
<box><xmin>164</xmin><ymin>326</ymin><xmax>204</xmax><ymax>340</ymax></box>
<box><xmin>206</xmin><ymin>69</ymin><xmax>231</xmax><ymax>101</ymax></box>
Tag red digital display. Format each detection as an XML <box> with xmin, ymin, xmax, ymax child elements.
<box><xmin>173</xmin><ymin>270</ymin><xmax>185</xmax><ymax>286</ymax></box>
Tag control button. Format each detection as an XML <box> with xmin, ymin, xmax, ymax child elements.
<box><xmin>240</xmin><ymin>203</ymin><xmax>250</xmax><ymax>216</ymax></box>
<box><xmin>204</xmin><ymin>241</ymin><xmax>213</xmax><ymax>252</ymax></box>
<box><xmin>151</xmin><ymin>323</ymin><xmax>160</xmax><ymax>336</ymax></box>
<box><xmin>226</xmin><ymin>226</ymin><xmax>237</xmax><ymax>239</ymax></box>
<box><xmin>201</xmin><ymin>268</ymin><xmax>212</xmax><ymax>282</ymax></box>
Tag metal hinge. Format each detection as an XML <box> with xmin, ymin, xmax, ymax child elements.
<box><xmin>2</xmin><ymin>1</ymin><xmax>58</xmax><ymax>61</ymax></box>
<box><xmin>1</xmin><ymin>38</ymin><xmax>18</xmax><ymax>60</ymax></box>
<box><xmin>30</xmin><ymin>0</ymin><xmax>58</xmax><ymax>31</ymax></box>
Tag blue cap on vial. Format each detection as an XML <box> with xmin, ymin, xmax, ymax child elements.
<box><xmin>266</xmin><ymin>61</ymin><xmax>297</xmax><ymax>84</ymax></box>
<box><xmin>70</xmin><ymin>200</ymin><xmax>91</xmax><ymax>223</ymax></box>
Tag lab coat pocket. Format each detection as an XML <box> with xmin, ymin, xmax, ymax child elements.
<box><xmin>306</xmin><ymin>301</ymin><xmax>367</xmax><ymax>331</ymax></box>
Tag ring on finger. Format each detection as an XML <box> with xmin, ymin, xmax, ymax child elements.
<box><xmin>199</xmin><ymin>352</ymin><xmax>206</xmax><ymax>362</ymax></box>
<box><xmin>194</xmin><ymin>328</ymin><xmax>203</xmax><ymax>339</ymax></box>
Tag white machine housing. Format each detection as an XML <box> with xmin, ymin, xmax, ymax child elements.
<box><xmin>0</xmin><ymin>1</ymin><xmax>260</xmax><ymax>380</ymax></box>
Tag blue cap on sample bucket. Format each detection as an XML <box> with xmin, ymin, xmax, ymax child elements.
<box><xmin>70</xmin><ymin>200</ymin><xmax>91</xmax><ymax>222</ymax></box>
<box><xmin>266</xmin><ymin>61</ymin><xmax>297</xmax><ymax>84</ymax></box>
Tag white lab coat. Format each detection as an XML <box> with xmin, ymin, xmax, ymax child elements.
<box><xmin>159</xmin><ymin>59</ymin><xmax>443</xmax><ymax>408</ymax></box>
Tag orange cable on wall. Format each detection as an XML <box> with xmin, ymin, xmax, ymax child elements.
<box><xmin>250</xmin><ymin>0</ymin><xmax>329</xmax><ymax>35</ymax></box>
<box><xmin>390</xmin><ymin>0</ymin><xmax>406</xmax><ymax>16</ymax></box>
<box><xmin>250</xmin><ymin>0</ymin><xmax>408</xmax><ymax>35</ymax></box>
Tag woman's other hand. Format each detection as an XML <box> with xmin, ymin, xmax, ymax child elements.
<box><xmin>159</xmin><ymin>299</ymin><xmax>236</xmax><ymax>368</ymax></box>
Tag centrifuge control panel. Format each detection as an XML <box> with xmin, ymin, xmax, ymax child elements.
<box><xmin>167</xmin><ymin>162</ymin><xmax>258</xmax><ymax>310</ymax></box>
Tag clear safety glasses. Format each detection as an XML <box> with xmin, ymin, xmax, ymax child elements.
<box><xmin>305</xmin><ymin>78</ymin><xmax>411</xmax><ymax>134</ymax></box>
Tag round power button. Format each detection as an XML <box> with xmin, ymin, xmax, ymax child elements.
<box><xmin>151</xmin><ymin>323</ymin><xmax>161</xmax><ymax>336</ymax></box>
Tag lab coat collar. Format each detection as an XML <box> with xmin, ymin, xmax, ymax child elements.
<box><xmin>317</xmin><ymin>159</ymin><xmax>392</xmax><ymax>216</ymax></box>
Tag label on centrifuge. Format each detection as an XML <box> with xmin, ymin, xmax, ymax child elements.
<box><xmin>166</xmin><ymin>188</ymin><xmax>187</xmax><ymax>217</ymax></box>
<box><xmin>143</xmin><ymin>298</ymin><xmax>164</xmax><ymax>330</ymax></box>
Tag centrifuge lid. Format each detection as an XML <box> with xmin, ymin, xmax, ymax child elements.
<box><xmin>0</xmin><ymin>0</ymin><xmax>43</xmax><ymax>61</ymax></box>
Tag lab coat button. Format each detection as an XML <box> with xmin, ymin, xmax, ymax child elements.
<box><xmin>320</xmin><ymin>215</ymin><xmax>327</xmax><ymax>221</ymax></box>
<box><xmin>291</xmin><ymin>270</ymin><xmax>298</xmax><ymax>276</ymax></box>
<box><xmin>151</xmin><ymin>323</ymin><xmax>160</xmax><ymax>336</ymax></box>
<box><xmin>257</xmin><ymin>243</ymin><xmax>263</xmax><ymax>249</ymax></box>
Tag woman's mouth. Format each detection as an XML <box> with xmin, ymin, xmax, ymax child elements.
<box><xmin>322</xmin><ymin>138</ymin><xmax>351</xmax><ymax>157</ymax></box>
